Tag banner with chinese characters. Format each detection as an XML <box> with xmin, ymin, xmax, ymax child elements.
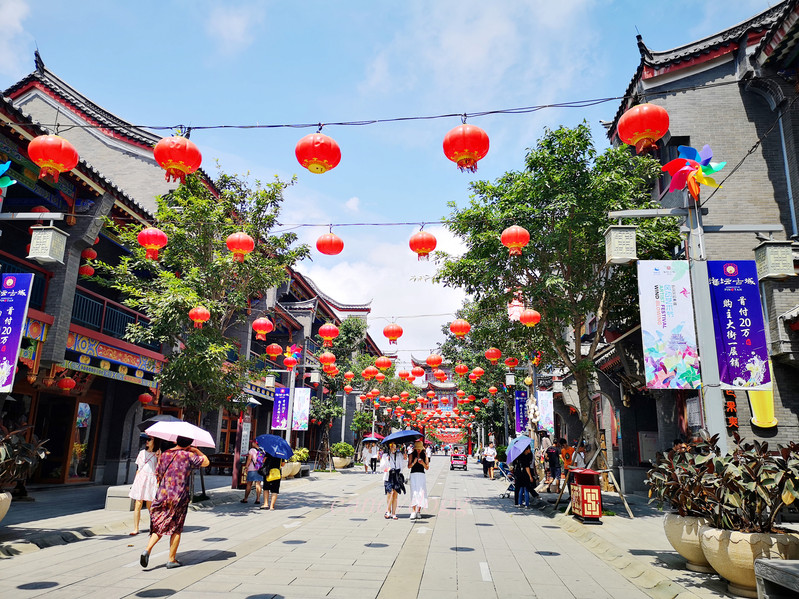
<box><xmin>707</xmin><ymin>261</ymin><xmax>771</xmax><ymax>390</ymax></box>
<box><xmin>637</xmin><ymin>261</ymin><xmax>701</xmax><ymax>389</ymax></box>
<box><xmin>514</xmin><ymin>389</ymin><xmax>528</xmax><ymax>433</ymax></box>
<box><xmin>537</xmin><ymin>390</ymin><xmax>554</xmax><ymax>436</ymax></box>
<box><xmin>0</xmin><ymin>274</ymin><xmax>34</xmax><ymax>393</ymax></box>
<box><xmin>292</xmin><ymin>387</ymin><xmax>311</xmax><ymax>431</ymax></box>
<box><xmin>271</xmin><ymin>387</ymin><xmax>290</xmax><ymax>430</ymax></box>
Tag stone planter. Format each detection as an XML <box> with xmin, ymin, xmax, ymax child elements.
<box><xmin>699</xmin><ymin>526</ymin><xmax>799</xmax><ymax>598</ymax></box>
<box><xmin>332</xmin><ymin>456</ymin><xmax>351</xmax><ymax>469</ymax></box>
<box><xmin>0</xmin><ymin>491</ymin><xmax>11</xmax><ymax>524</ymax></box>
<box><xmin>663</xmin><ymin>513</ymin><xmax>715</xmax><ymax>573</ymax></box>
<box><xmin>281</xmin><ymin>463</ymin><xmax>296</xmax><ymax>479</ymax></box>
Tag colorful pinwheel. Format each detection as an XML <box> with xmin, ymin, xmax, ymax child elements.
<box><xmin>662</xmin><ymin>145</ymin><xmax>726</xmax><ymax>201</ymax></box>
<box><xmin>284</xmin><ymin>344</ymin><xmax>303</xmax><ymax>360</ymax></box>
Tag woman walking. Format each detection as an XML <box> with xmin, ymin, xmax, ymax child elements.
<box><xmin>380</xmin><ymin>442</ymin><xmax>405</xmax><ymax>520</ymax></box>
<box><xmin>140</xmin><ymin>436</ymin><xmax>209</xmax><ymax>569</ymax></box>
<box><xmin>260</xmin><ymin>452</ymin><xmax>284</xmax><ymax>511</ymax></box>
<box><xmin>129</xmin><ymin>435</ymin><xmax>160</xmax><ymax>535</ymax></box>
<box><xmin>240</xmin><ymin>439</ymin><xmax>263</xmax><ymax>505</ymax></box>
<box><xmin>407</xmin><ymin>440</ymin><xmax>429</xmax><ymax>521</ymax></box>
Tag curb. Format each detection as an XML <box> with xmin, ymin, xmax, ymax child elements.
<box><xmin>531</xmin><ymin>501</ymin><xmax>704</xmax><ymax>599</ymax></box>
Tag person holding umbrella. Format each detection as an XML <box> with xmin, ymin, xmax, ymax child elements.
<box><xmin>407</xmin><ymin>439</ymin><xmax>429</xmax><ymax>520</ymax></box>
<box><xmin>254</xmin><ymin>434</ymin><xmax>293</xmax><ymax>511</ymax></box>
<box><xmin>380</xmin><ymin>441</ymin><xmax>405</xmax><ymax>520</ymax></box>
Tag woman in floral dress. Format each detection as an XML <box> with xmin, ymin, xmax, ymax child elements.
<box><xmin>140</xmin><ymin>436</ymin><xmax>209</xmax><ymax>569</ymax></box>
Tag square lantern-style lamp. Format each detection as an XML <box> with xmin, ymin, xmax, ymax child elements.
<box><xmin>27</xmin><ymin>225</ymin><xmax>69</xmax><ymax>264</ymax></box>
<box><xmin>263</xmin><ymin>375</ymin><xmax>276</xmax><ymax>388</ymax></box>
<box><xmin>754</xmin><ymin>240</ymin><xmax>796</xmax><ymax>280</ymax></box>
<box><xmin>604</xmin><ymin>225</ymin><xmax>638</xmax><ymax>265</ymax></box>
<box><xmin>308</xmin><ymin>371</ymin><xmax>321</xmax><ymax>384</ymax></box>
<box><xmin>505</xmin><ymin>372</ymin><xmax>516</xmax><ymax>387</ymax></box>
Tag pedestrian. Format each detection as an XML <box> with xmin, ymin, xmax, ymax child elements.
<box><xmin>240</xmin><ymin>440</ymin><xmax>264</xmax><ymax>505</ymax></box>
<box><xmin>408</xmin><ymin>439</ymin><xmax>429</xmax><ymax>520</ymax></box>
<box><xmin>140</xmin><ymin>436</ymin><xmax>209</xmax><ymax>569</ymax></box>
<box><xmin>361</xmin><ymin>442</ymin><xmax>373</xmax><ymax>473</ymax></box>
<box><xmin>476</xmin><ymin>444</ymin><xmax>484</xmax><ymax>466</ymax></box>
<box><xmin>539</xmin><ymin>431</ymin><xmax>553</xmax><ymax>482</ymax></box>
<box><xmin>260</xmin><ymin>452</ymin><xmax>284</xmax><ymax>510</ymax></box>
<box><xmin>483</xmin><ymin>442</ymin><xmax>497</xmax><ymax>480</ymax></box>
<box><xmin>573</xmin><ymin>443</ymin><xmax>587</xmax><ymax>469</ymax></box>
<box><xmin>560</xmin><ymin>438</ymin><xmax>575</xmax><ymax>496</ymax></box>
<box><xmin>381</xmin><ymin>441</ymin><xmax>405</xmax><ymax>520</ymax></box>
<box><xmin>545</xmin><ymin>441</ymin><xmax>561</xmax><ymax>493</ymax></box>
<box><xmin>369</xmin><ymin>442</ymin><xmax>379</xmax><ymax>474</ymax></box>
<box><xmin>513</xmin><ymin>445</ymin><xmax>536</xmax><ymax>507</ymax></box>
<box><xmin>129</xmin><ymin>435</ymin><xmax>161</xmax><ymax>536</ymax></box>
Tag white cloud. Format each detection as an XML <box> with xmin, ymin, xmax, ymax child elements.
<box><xmin>345</xmin><ymin>196</ymin><xmax>360</xmax><ymax>212</ymax></box>
<box><xmin>205</xmin><ymin>3</ymin><xmax>265</xmax><ymax>57</ymax></box>
<box><xmin>0</xmin><ymin>0</ymin><xmax>31</xmax><ymax>79</ymax></box>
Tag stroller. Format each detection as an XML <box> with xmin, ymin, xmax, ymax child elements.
<box><xmin>495</xmin><ymin>462</ymin><xmax>515</xmax><ymax>499</ymax></box>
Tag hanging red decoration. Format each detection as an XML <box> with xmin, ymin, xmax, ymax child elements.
<box><xmin>375</xmin><ymin>356</ymin><xmax>392</xmax><ymax>371</ymax></box>
<box><xmin>383</xmin><ymin>323</ymin><xmax>403</xmax><ymax>345</ymax></box>
<box><xmin>443</xmin><ymin>123</ymin><xmax>489</xmax><ymax>172</ymax></box>
<box><xmin>617</xmin><ymin>103</ymin><xmax>670</xmax><ymax>154</ymax></box>
<box><xmin>78</xmin><ymin>264</ymin><xmax>95</xmax><ymax>277</ymax></box>
<box><xmin>484</xmin><ymin>347</ymin><xmax>502</xmax><ymax>364</ymax></box>
<box><xmin>472</xmin><ymin>367</ymin><xmax>485</xmax><ymax>379</ymax></box>
<box><xmin>468</xmin><ymin>373</ymin><xmax>477</xmax><ymax>382</ymax></box>
<box><xmin>504</xmin><ymin>357</ymin><xmax>519</xmax><ymax>369</ymax></box>
<box><xmin>488</xmin><ymin>386</ymin><xmax>498</xmax><ymax>395</ymax></box>
<box><xmin>409</xmin><ymin>230</ymin><xmax>437</xmax><ymax>261</ymax></box>
<box><xmin>344</xmin><ymin>371</ymin><xmax>355</xmax><ymax>381</ymax></box>
<box><xmin>316</xmin><ymin>232</ymin><xmax>344</xmax><ymax>255</ymax></box>
<box><xmin>329</xmin><ymin>367</ymin><xmax>340</xmax><ymax>377</ymax></box>
<box><xmin>427</xmin><ymin>391</ymin><xmax>436</xmax><ymax>399</ymax></box>
<box><xmin>363</xmin><ymin>366</ymin><xmax>379</xmax><ymax>380</ymax></box>
<box><xmin>295</xmin><ymin>132</ymin><xmax>341</xmax><ymax>174</ymax></box>
<box><xmin>57</xmin><ymin>377</ymin><xmax>76</xmax><ymax>391</ymax></box>
<box><xmin>401</xmin><ymin>391</ymin><xmax>410</xmax><ymax>399</ymax></box>
<box><xmin>189</xmin><ymin>305</ymin><xmax>210</xmax><ymax>328</ymax></box>
<box><xmin>411</xmin><ymin>366</ymin><xmax>425</xmax><ymax>378</ymax></box>
<box><xmin>138</xmin><ymin>393</ymin><xmax>154</xmax><ymax>405</ymax></box>
<box><xmin>456</xmin><ymin>389</ymin><xmax>466</xmax><ymax>398</ymax></box>
<box><xmin>319</xmin><ymin>323</ymin><xmax>340</xmax><ymax>347</ymax></box>
<box><xmin>501</xmin><ymin>225</ymin><xmax>530</xmax><ymax>256</ymax></box>
<box><xmin>226</xmin><ymin>232</ymin><xmax>255</xmax><ymax>262</ymax></box>
<box><xmin>81</xmin><ymin>248</ymin><xmax>97</xmax><ymax>261</ymax></box>
<box><xmin>283</xmin><ymin>356</ymin><xmax>297</xmax><ymax>370</ymax></box>
<box><xmin>252</xmin><ymin>317</ymin><xmax>274</xmax><ymax>340</ymax></box>
<box><xmin>426</xmin><ymin>354</ymin><xmax>443</xmax><ymax>368</ymax></box>
<box><xmin>454</xmin><ymin>363</ymin><xmax>469</xmax><ymax>376</ymax></box>
<box><xmin>519</xmin><ymin>309</ymin><xmax>541</xmax><ymax>327</ymax></box>
<box><xmin>137</xmin><ymin>227</ymin><xmax>168</xmax><ymax>260</ymax></box>
<box><xmin>318</xmin><ymin>351</ymin><xmax>337</xmax><ymax>366</ymax></box>
<box><xmin>153</xmin><ymin>136</ymin><xmax>202</xmax><ymax>183</ymax></box>
<box><xmin>265</xmin><ymin>343</ymin><xmax>283</xmax><ymax>359</ymax></box>
<box><xmin>375</xmin><ymin>372</ymin><xmax>386</xmax><ymax>382</ymax></box>
<box><xmin>27</xmin><ymin>134</ymin><xmax>79</xmax><ymax>182</ymax></box>
<box><xmin>450</xmin><ymin>319</ymin><xmax>471</xmax><ymax>339</ymax></box>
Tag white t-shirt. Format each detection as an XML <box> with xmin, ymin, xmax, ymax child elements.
<box><xmin>380</xmin><ymin>451</ymin><xmax>404</xmax><ymax>482</ymax></box>
<box><xmin>483</xmin><ymin>446</ymin><xmax>497</xmax><ymax>463</ymax></box>
<box><xmin>573</xmin><ymin>451</ymin><xmax>587</xmax><ymax>469</ymax></box>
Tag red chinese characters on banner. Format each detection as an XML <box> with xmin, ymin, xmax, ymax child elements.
<box><xmin>724</xmin><ymin>390</ymin><xmax>739</xmax><ymax>429</ymax></box>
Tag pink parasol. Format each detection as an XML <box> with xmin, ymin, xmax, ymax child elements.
<box><xmin>144</xmin><ymin>420</ymin><xmax>215</xmax><ymax>448</ymax></box>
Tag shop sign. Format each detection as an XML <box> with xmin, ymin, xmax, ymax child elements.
<box><xmin>514</xmin><ymin>389</ymin><xmax>528</xmax><ymax>433</ymax></box>
<box><xmin>0</xmin><ymin>273</ymin><xmax>34</xmax><ymax>392</ymax></box>
<box><xmin>66</xmin><ymin>331</ymin><xmax>163</xmax><ymax>373</ymax></box>
<box><xmin>724</xmin><ymin>390</ymin><xmax>739</xmax><ymax>429</ymax></box>
<box><xmin>62</xmin><ymin>359</ymin><xmax>155</xmax><ymax>386</ymax></box>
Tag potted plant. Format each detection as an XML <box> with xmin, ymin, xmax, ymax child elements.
<box><xmin>288</xmin><ymin>447</ymin><xmax>309</xmax><ymax>477</ymax></box>
<box><xmin>697</xmin><ymin>434</ymin><xmax>799</xmax><ymax>597</ymax></box>
<box><xmin>0</xmin><ymin>427</ymin><xmax>48</xmax><ymax>523</ymax></box>
<box><xmin>331</xmin><ymin>442</ymin><xmax>354</xmax><ymax>469</ymax></box>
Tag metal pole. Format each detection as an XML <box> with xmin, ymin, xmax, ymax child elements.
<box><xmin>371</xmin><ymin>401</ymin><xmax>376</xmax><ymax>435</ymax></box>
<box><xmin>503</xmin><ymin>400</ymin><xmax>509</xmax><ymax>445</ymax></box>
<box><xmin>340</xmin><ymin>391</ymin><xmax>346</xmax><ymax>444</ymax></box>
<box><xmin>284</xmin><ymin>368</ymin><xmax>297</xmax><ymax>444</ymax></box>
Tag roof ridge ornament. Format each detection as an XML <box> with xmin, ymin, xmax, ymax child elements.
<box><xmin>34</xmin><ymin>48</ymin><xmax>45</xmax><ymax>75</ymax></box>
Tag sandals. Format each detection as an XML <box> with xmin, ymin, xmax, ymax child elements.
<box><xmin>140</xmin><ymin>551</ymin><xmax>150</xmax><ymax>568</ymax></box>
<box><xmin>384</xmin><ymin>512</ymin><xmax>391</xmax><ymax>519</ymax></box>
<box><xmin>165</xmin><ymin>560</ymin><xmax>182</xmax><ymax>569</ymax></box>
<box><xmin>128</xmin><ymin>531</ymin><xmax>139</xmax><ymax>536</ymax></box>
<box><xmin>392</xmin><ymin>515</ymin><xmax>398</xmax><ymax>520</ymax></box>
<box><xmin>240</xmin><ymin>499</ymin><xmax>248</xmax><ymax>503</ymax></box>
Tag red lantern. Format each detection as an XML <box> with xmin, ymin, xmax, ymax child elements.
<box><xmin>519</xmin><ymin>309</ymin><xmax>541</xmax><ymax>327</ymax></box>
<box><xmin>411</xmin><ymin>366</ymin><xmax>425</xmax><ymax>378</ymax></box>
<box><xmin>617</xmin><ymin>103</ymin><xmax>670</xmax><ymax>154</ymax></box>
<box><xmin>364</xmin><ymin>366</ymin><xmax>378</xmax><ymax>380</ymax></box>
<box><xmin>501</xmin><ymin>225</ymin><xmax>530</xmax><ymax>256</ymax></box>
<box><xmin>469</xmin><ymin>373</ymin><xmax>477</xmax><ymax>382</ymax></box>
<box><xmin>153</xmin><ymin>136</ymin><xmax>202</xmax><ymax>183</ymax></box>
<box><xmin>266</xmin><ymin>343</ymin><xmax>283</xmax><ymax>359</ymax></box>
<box><xmin>383</xmin><ymin>323</ymin><xmax>403</xmax><ymax>345</ymax></box>
<box><xmin>450</xmin><ymin>319</ymin><xmax>471</xmax><ymax>339</ymax></box>
<box><xmin>78</xmin><ymin>264</ymin><xmax>95</xmax><ymax>277</ymax></box>
<box><xmin>434</xmin><ymin>369</ymin><xmax>447</xmax><ymax>381</ymax></box>
<box><xmin>344</xmin><ymin>385</ymin><xmax>353</xmax><ymax>394</ymax></box>
<box><xmin>27</xmin><ymin>135</ymin><xmax>79</xmax><ymax>182</ymax></box>
<box><xmin>409</xmin><ymin>230</ymin><xmax>437</xmax><ymax>261</ymax></box>
<box><xmin>504</xmin><ymin>357</ymin><xmax>519</xmax><ymax>369</ymax></box>
<box><xmin>295</xmin><ymin>133</ymin><xmax>341</xmax><ymax>174</ymax></box>
<box><xmin>456</xmin><ymin>390</ymin><xmax>466</xmax><ymax>398</ymax></box>
<box><xmin>484</xmin><ymin>347</ymin><xmax>501</xmax><ymax>365</ymax></box>
<box><xmin>401</xmin><ymin>391</ymin><xmax>411</xmax><ymax>400</ymax></box>
<box><xmin>252</xmin><ymin>317</ymin><xmax>274</xmax><ymax>340</ymax></box>
<box><xmin>139</xmin><ymin>393</ymin><xmax>154</xmax><ymax>405</ymax></box>
<box><xmin>488</xmin><ymin>386</ymin><xmax>498</xmax><ymax>395</ymax></box>
<box><xmin>375</xmin><ymin>372</ymin><xmax>386</xmax><ymax>382</ymax></box>
<box><xmin>137</xmin><ymin>227</ymin><xmax>168</xmax><ymax>260</ymax></box>
<box><xmin>316</xmin><ymin>232</ymin><xmax>344</xmax><ymax>255</ymax></box>
<box><xmin>283</xmin><ymin>356</ymin><xmax>297</xmax><ymax>370</ymax></box>
<box><xmin>57</xmin><ymin>377</ymin><xmax>76</xmax><ymax>391</ymax></box>
<box><xmin>81</xmin><ymin>248</ymin><xmax>97</xmax><ymax>261</ymax></box>
<box><xmin>427</xmin><ymin>391</ymin><xmax>436</xmax><ymax>399</ymax></box>
<box><xmin>226</xmin><ymin>232</ymin><xmax>255</xmax><ymax>262</ymax></box>
<box><xmin>189</xmin><ymin>305</ymin><xmax>210</xmax><ymax>329</ymax></box>
<box><xmin>426</xmin><ymin>354</ymin><xmax>443</xmax><ymax>368</ymax></box>
<box><xmin>344</xmin><ymin>371</ymin><xmax>355</xmax><ymax>381</ymax></box>
<box><xmin>432</xmin><ymin>398</ymin><xmax>439</xmax><ymax>406</ymax></box>
<box><xmin>319</xmin><ymin>351</ymin><xmax>337</xmax><ymax>366</ymax></box>
<box><xmin>443</xmin><ymin>124</ymin><xmax>489</xmax><ymax>172</ymax></box>
<box><xmin>472</xmin><ymin>367</ymin><xmax>485</xmax><ymax>379</ymax></box>
<box><xmin>375</xmin><ymin>356</ymin><xmax>392</xmax><ymax>371</ymax></box>
<box><xmin>397</xmin><ymin>370</ymin><xmax>409</xmax><ymax>380</ymax></box>
<box><xmin>454</xmin><ymin>363</ymin><xmax>469</xmax><ymax>376</ymax></box>
<box><xmin>319</xmin><ymin>323</ymin><xmax>340</xmax><ymax>347</ymax></box>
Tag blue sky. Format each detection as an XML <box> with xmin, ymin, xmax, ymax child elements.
<box><xmin>0</xmin><ymin>0</ymin><xmax>774</xmax><ymax>364</ymax></box>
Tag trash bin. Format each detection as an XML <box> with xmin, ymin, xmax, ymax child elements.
<box><xmin>571</xmin><ymin>468</ymin><xmax>602</xmax><ymax>524</ymax></box>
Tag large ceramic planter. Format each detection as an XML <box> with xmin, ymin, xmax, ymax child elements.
<box><xmin>663</xmin><ymin>513</ymin><xmax>715</xmax><ymax>573</ymax></box>
<box><xmin>332</xmin><ymin>456</ymin><xmax>351</xmax><ymax>469</ymax></box>
<box><xmin>0</xmin><ymin>491</ymin><xmax>11</xmax><ymax>524</ymax></box>
<box><xmin>281</xmin><ymin>463</ymin><xmax>295</xmax><ymax>479</ymax></box>
<box><xmin>699</xmin><ymin>526</ymin><xmax>799</xmax><ymax>598</ymax></box>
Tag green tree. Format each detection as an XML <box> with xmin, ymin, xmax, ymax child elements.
<box><xmin>95</xmin><ymin>172</ymin><xmax>309</xmax><ymax>412</ymax></box>
<box><xmin>436</xmin><ymin>123</ymin><xmax>680</xmax><ymax>443</ymax></box>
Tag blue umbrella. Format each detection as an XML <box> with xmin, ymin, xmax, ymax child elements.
<box><xmin>255</xmin><ymin>434</ymin><xmax>294</xmax><ymax>459</ymax></box>
<box><xmin>382</xmin><ymin>430</ymin><xmax>422</xmax><ymax>446</ymax></box>
<box><xmin>362</xmin><ymin>436</ymin><xmax>381</xmax><ymax>443</ymax></box>
<box><xmin>506</xmin><ymin>435</ymin><xmax>533</xmax><ymax>464</ymax></box>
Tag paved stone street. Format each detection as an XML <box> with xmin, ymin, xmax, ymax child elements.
<box><xmin>0</xmin><ymin>456</ymin><xmax>727</xmax><ymax>599</ymax></box>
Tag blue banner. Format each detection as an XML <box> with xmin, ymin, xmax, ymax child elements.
<box><xmin>707</xmin><ymin>261</ymin><xmax>771</xmax><ymax>390</ymax></box>
<box><xmin>0</xmin><ymin>273</ymin><xmax>34</xmax><ymax>393</ymax></box>
<box><xmin>271</xmin><ymin>387</ymin><xmax>290</xmax><ymax>430</ymax></box>
<box><xmin>515</xmin><ymin>389</ymin><xmax>528</xmax><ymax>433</ymax></box>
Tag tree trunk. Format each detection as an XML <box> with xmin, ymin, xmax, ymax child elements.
<box><xmin>573</xmin><ymin>370</ymin><xmax>599</xmax><ymax>450</ymax></box>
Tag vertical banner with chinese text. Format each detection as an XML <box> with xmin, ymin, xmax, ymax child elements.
<box><xmin>514</xmin><ymin>389</ymin><xmax>528</xmax><ymax>433</ymax></box>
<box><xmin>637</xmin><ymin>261</ymin><xmax>701</xmax><ymax>389</ymax></box>
<box><xmin>0</xmin><ymin>273</ymin><xmax>34</xmax><ymax>393</ymax></box>
<box><xmin>292</xmin><ymin>387</ymin><xmax>311</xmax><ymax>431</ymax></box>
<box><xmin>537</xmin><ymin>390</ymin><xmax>554</xmax><ymax>436</ymax></box>
<box><xmin>707</xmin><ymin>261</ymin><xmax>771</xmax><ymax>390</ymax></box>
<box><xmin>271</xmin><ymin>387</ymin><xmax>290</xmax><ymax>430</ymax></box>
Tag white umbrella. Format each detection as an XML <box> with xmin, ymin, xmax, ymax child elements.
<box><xmin>145</xmin><ymin>420</ymin><xmax>215</xmax><ymax>448</ymax></box>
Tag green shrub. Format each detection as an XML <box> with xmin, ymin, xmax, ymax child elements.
<box><xmin>289</xmin><ymin>447</ymin><xmax>310</xmax><ymax>463</ymax></box>
<box><xmin>330</xmin><ymin>442</ymin><xmax>355</xmax><ymax>458</ymax></box>
<box><xmin>496</xmin><ymin>445</ymin><xmax>507</xmax><ymax>462</ymax></box>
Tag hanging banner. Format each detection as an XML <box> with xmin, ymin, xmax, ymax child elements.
<box><xmin>537</xmin><ymin>390</ymin><xmax>554</xmax><ymax>436</ymax></box>
<box><xmin>271</xmin><ymin>387</ymin><xmax>290</xmax><ymax>430</ymax></box>
<box><xmin>637</xmin><ymin>261</ymin><xmax>701</xmax><ymax>389</ymax></box>
<box><xmin>515</xmin><ymin>389</ymin><xmax>528</xmax><ymax>433</ymax></box>
<box><xmin>292</xmin><ymin>387</ymin><xmax>311</xmax><ymax>431</ymax></box>
<box><xmin>0</xmin><ymin>273</ymin><xmax>34</xmax><ymax>393</ymax></box>
<box><xmin>707</xmin><ymin>261</ymin><xmax>771</xmax><ymax>390</ymax></box>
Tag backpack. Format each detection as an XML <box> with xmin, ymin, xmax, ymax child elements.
<box><xmin>253</xmin><ymin>448</ymin><xmax>266</xmax><ymax>471</ymax></box>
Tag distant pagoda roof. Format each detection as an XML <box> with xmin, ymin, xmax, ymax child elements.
<box><xmin>302</xmin><ymin>275</ymin><xmax>371</xmax><ymax>313</ymax></box>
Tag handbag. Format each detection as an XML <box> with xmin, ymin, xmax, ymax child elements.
<box><xmin>266</xmin><ymin>467</ymin><xmax>281</xmax><ymax>482</ymax></box>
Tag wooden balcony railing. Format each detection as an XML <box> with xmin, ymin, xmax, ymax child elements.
<box><xmin>71</xmin><ymin>287</ymin><xmax>160</xmax><ymax>352</ymax></box>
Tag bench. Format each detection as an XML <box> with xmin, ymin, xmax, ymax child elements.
<box><xmin>755</xmin><ymin>559</ymin><xmax>799</xmax><ymax>598</ymax></box>
<box><xmin>205</xmin><ymin>453</ymin><xmax>234</xmax><ymax>475</ymax></box>
<box><xmin>300</xmin><ymin>464</ymin><xmax>311</xmax><ymax>477</ymax></box>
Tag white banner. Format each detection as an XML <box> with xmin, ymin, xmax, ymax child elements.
<box><xmin>537</xmin><ymin>391</ymin><xmax>554</xmax><ymax>436</ymax></box>
<box><xmin>292</xmin><ymin>387</ymin><xmax>311</xmax><ymax>431</ymax></box>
